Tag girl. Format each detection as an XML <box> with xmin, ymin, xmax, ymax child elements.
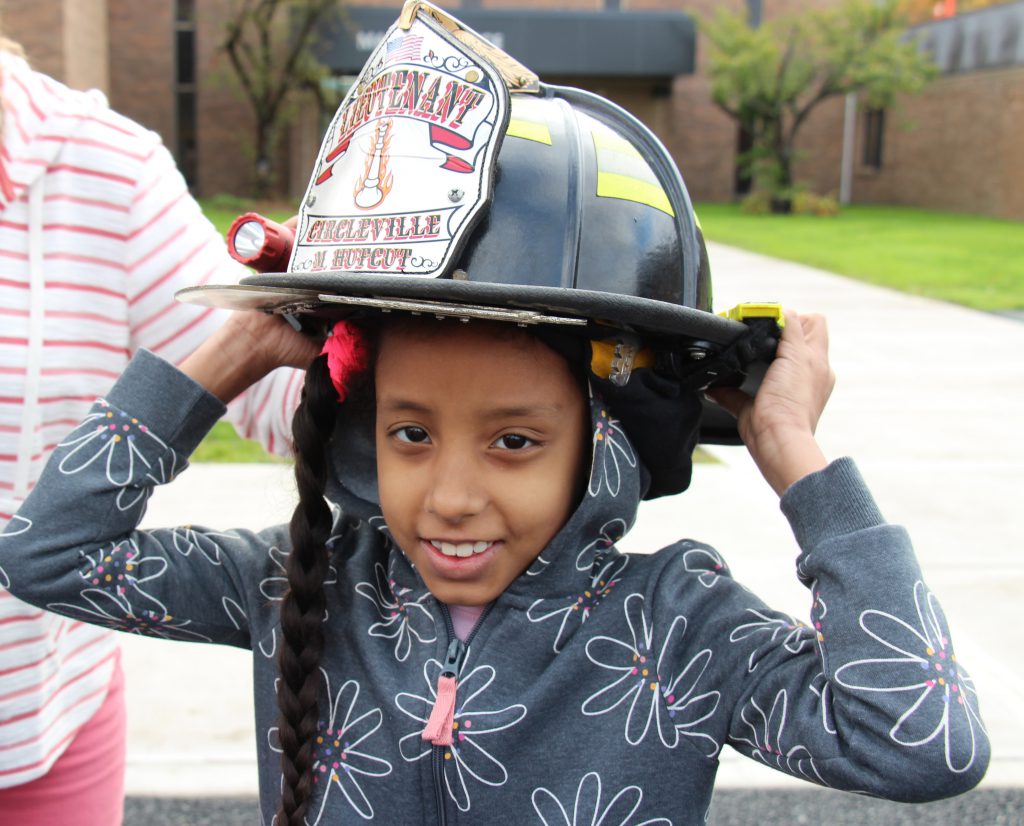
<box><xmin>0</xmin><ymin>3</ymin><xmax>988</xmax><ymax>824</ymax></box>
<box><xmin>0</xmin><ymin>304</ymin><xmax>988</xmax><ymax>826</ymax></box>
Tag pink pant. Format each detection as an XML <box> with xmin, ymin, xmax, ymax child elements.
<box><xmin>0</xmin><ymin>652</ymin><xmax>126</xmax><ymax>826</ymax></box>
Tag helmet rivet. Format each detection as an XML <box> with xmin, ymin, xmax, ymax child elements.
<box><xmin>452</xmin><ymin>269</ymin><xmax>469</xmax><ymax>281</ymax></box>
<box><xmin>305</xmin><ymin>194</ymin><xmax>317</xmax><ymax>208</ymax></box>
<box><xmin>448</xmin><ymin>189</ymin><xmax>464</xmax><ymax>203</ymax></box>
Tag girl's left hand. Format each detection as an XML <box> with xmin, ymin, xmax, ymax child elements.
<box><xmin>706</xmin><ymin>311</ymin><xmax>835</xmax><ymax>496</ymax></box>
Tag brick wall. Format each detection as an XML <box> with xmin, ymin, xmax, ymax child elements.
<box><xmin>1</xmin><ymin>0</ymin><xmax>109</xmax><ymax>93</ymax></box>
<box><xmin>1</xmin><ymin>0</ymin><xmax>65</xmax><ymax>79</ymax></box>
<box><xmin>851</xmin><ymin>66</ymin><xmax>1024</xmax><ymax>220</ymax></box>
<box><xmin>107</xmin><ymin>0</ymin><xmax>173</xmax><ymax>140</ymax></box>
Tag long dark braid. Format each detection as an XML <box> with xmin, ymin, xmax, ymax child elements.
<box><xmin>275</xmin><ymin>354</ymin><xmax>339</xmax><ymax>825</ymax></box>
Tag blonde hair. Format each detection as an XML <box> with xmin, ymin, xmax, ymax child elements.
<box><xmin>0</xmin><ymin>33</ymin><xmax>22</xmax><ymax>143</ymax></box>
<box><xmin>0</xmin><ymin>36</ymin><xmax>24</xmax><ymax>57</ymax></box>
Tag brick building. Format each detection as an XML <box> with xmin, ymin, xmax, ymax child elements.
<box><xmin>1</xmin><ymin>0</ymin><xmax>1021</xmax><ymax>219</ymax></box>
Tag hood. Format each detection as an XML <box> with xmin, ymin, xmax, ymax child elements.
<box><xmin>0</xmin><ymin>51</ymin><xmax>99</xmax><ymax>211</ymax></box>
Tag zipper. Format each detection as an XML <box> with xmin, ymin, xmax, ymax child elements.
<box><xmin>429</xmin><ymin>603</ymin><xmax>494</xmax><ymax>826</ymax></box>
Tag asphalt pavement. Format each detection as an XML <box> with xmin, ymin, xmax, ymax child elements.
<box><xmin>123</xmin><ymin>241</ymin><xmax>1024</xmax><ymax>822</ymax></box>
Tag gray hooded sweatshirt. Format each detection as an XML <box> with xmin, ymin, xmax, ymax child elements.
<box><xmin>0</xmin><ymin>350</ymin><xmax>988</xmax><ymax>824</ymax></box>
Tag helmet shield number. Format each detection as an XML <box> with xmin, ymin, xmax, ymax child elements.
<box><xmin>289</xmin><ymin>8</ymin><xmax>510</xmax><ymax>279</ymax></box>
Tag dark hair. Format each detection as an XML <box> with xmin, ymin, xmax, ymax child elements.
<box><xmin>274</xmin><ymin>354</ymin><xmax>340</xmax><ymax>826</ymax></box>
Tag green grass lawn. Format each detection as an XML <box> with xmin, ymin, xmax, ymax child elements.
<box><xmin>201</xmin><ymin>194</ymin><xmax>294</xmax><ymax>238</ymax></box>
<box><xmin>695</xmin><ymin>203</ymin><xmax>1024</xmax><ymax>312</ymax></box>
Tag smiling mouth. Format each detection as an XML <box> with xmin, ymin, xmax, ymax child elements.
<box><xmin>427</xmin><ymin>540</ymin><xmax>495</xmax><ymax>558</ymax></box>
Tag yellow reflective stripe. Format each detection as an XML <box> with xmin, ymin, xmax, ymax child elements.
<box><xmin>506</xmin><ymin>118</ymin><xmax>552</xmax><ymax>145</ymax></box>
<box><xmin>596</xmin><ymin>172</ymin><xmax>675</xmax><ymax>217</ymax></box>
<box><xmin>592</xmin><ymin>129</ymin><xmax>643</xmax><ymax>159</ymax></box>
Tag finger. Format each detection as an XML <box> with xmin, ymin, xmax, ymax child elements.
<box><xmin>778</xmin><ymin>309</ymin><xmax>808</xmax><ymax>349</ymax></box>
<box><xmin>284</xmin><ymin>214</ymin><xmax>299</xmax><ymax>230</ymax></box>
<box><xmin>705</xmin><ymin>386</ymin><xmax>751</xmax><ymax>421</ymax></box>
<box><xmin>796</xmin><ymin>313</ymin><xmax>829</xmax><ymax>353</ymax></box>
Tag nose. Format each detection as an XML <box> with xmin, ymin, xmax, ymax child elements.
<box><xmin>424</xmin><ymin>444</ymin><xmax>486</xmax><ymax>524</ymax></box>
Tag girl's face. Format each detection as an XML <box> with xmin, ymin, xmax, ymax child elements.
<box><xmin>375</xmin><ymin>321</ymin><xmax>588</xmax><ymax>606</ymax></box>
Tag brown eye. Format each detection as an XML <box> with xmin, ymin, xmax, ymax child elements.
<box><xmin>395</xmin><ymin>426</ymin><xmax>430</xmax><ymax>444</ymax></box>
<box><xmin>493</xmin><ymin>433</ymin><xmax>534</xmax><ymax>450</ymax></box>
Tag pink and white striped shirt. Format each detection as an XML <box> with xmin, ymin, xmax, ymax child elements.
<box><xmin>0</xmin><ymin>52</ymin><xmax>303</xmax><ymax>787</ymax></box>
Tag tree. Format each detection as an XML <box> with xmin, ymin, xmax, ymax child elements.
<box><xmin>223</xmin><ymin>0</ymin><xmax>339</xmax><ymax>198</ymax></box>
<box><xmin>702</xmin><ymin>0</ymin><xmax>936</xmax><ymax>212</ymax></box>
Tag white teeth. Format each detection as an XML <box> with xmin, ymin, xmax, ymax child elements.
<box><xmin>431</xmin><ymin>540</ymin><xmax>492</xmax><ymax>558</ymax></box>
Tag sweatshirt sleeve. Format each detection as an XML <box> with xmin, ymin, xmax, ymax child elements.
<box><xmin>0</xmin><ymin>349</ymin><xmax>290</xmax><ymax>649</ymax></box>
<box><xmin>654</xmin><ymin>459</ymin><xmax>988</xmax><ymax>802</ymax></box>
<box><xmin>724</xmin><ymin>458</ymin><xmax>987</xmax><ymax>802</ymax></box>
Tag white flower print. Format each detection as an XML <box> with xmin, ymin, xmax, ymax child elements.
<box><xmin>269</xmin><ymin>675</ymin><xmax>392</xmax><ymax>822</ymax></box>
<box><xmin>532</xmin><ymin>771</ymin><xmax>671</xmax><ymax>826</ymax></box>
<box><xmin>731</xmin><ymin>689</ymin><xmax>825</xmax><ymax>784</ymax></box>
<box><xmin>45</xmin><ymin>540</ymin><xmax>210</xmax><ymax>641</ymax></box>
<box><xmin>259</xmin><ymin>546</ymin><xmax>292</xmax><ymax>602</ymax></box>
<box><xmin>681</xmin><ymin>544</ymin><xmax>729</xmax><ymax>589</ymax></box>
<box><xmin>1</xmin><ymin>514</ymin><xmax>31</xmax><ymax>538</ymax></box>
<box><xmin>0</xmin><ymin>516</ymin><xmax>32</xmax><ymax>587</ymax></box>
<box><xmin>588</xmin><ymin>407</ymin><xmax>636</xmax><ymax>498</ymax></box>
<box><xmin>396</xmin><ymin>657</ymin><xmax>527</xmax><ymax>812</ymax></box>
<box><xmin>169</xmin><ymin>525</ymin><xmax>241</xmax><ymax>565</ymax></box>
<box><xmin>834</xmin><ymin>581</ymin><xmax>985</xmax><ymax>773</ymax></box>
<box><xmin>527</xmin><ymin>550</ymin><xmax>628</xmax><ymax>653</ymax></box>
<box><xmin>575</xmin><ymin>519</ymin><xmax>628</xmax><ymax>572</ymax></box>
<box><xmin>222</xmin><ymin>596</ymin><xmax>248</xmax><ymax>632</ymax></box>
<box><xmin>582</xmin><ymin>593</ymin><xmax>720</xmax><ymax>755</ymax></box>
<box><xmin>808</xmin><ymin>671</ymin><xmax>837</xmax><ymax>736</ymax></box>
<box><xmin>729</xmin><ymin>608</ymin><xmax>815</xmax><ymax>672</ymax></box>
<box><xmin>57</xmin><ymin>401</ymin><xmax>174</xmax><ymax>487</ymax></box>
<box><xmin>355</xmin><ymin>561</ymin><xmax>437</xmax><ymax>661</ymax></box>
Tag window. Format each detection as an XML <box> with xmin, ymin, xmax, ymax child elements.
<box><xmin>862</xmin><ymin>108</ymin><xmax>885</xmax><ymax>170</ymax></box>
<box><xmin>174</xmin><ymin>1</ymin><xmax>197</xmax><ymax>185</ymax></box>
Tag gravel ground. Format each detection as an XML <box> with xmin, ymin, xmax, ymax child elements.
<box><xmin>123</xmin><ymin>787</ymin><xmax>1022</xmax><ymax>825</ymax></box>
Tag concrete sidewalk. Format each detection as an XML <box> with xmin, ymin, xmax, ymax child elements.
<box><xmin>125</xmin><ymin>241</ymin><xmax>1024</xmax><ymax>796</ymax></box>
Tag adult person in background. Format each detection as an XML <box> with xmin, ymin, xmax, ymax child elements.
<box><xmin>0</xmin><ymin>35</ymin><xmax>314</xmax><ymax>825</ymax></box>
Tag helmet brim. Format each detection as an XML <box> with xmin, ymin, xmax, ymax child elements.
<box><xmin>177</xmin><ymin>272</ymin><xmax>746</xmax><ymax>346</ymax></box>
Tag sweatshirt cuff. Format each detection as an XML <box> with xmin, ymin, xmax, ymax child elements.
<box><xmin>780</xmin><ymin>457</ymin><xmax>885</xmax><ymax>550</ymax></box>
<box><xmin>105</xmin><ymin>349</ymin><xmax>228</xmax><ymax>457</ymax></box>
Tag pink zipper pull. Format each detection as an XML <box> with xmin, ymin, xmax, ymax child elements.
<box><xmin>421</xmin><ymin>638</ymin><xmax>466</xmax><ymax>746</ymax></box>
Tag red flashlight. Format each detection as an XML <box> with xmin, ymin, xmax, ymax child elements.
<box><xmin>226</xmin><ymin>212</ymin><xmax>295</xmax><ymax>273</ymax></box>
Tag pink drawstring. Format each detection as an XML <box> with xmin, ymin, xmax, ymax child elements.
<box><xmin>320</xmin><ymin>321</ymin><xmax>367</xmax><ymax>402</ymax></box>
<box><xmin>421</xmin><ymin>675</ymin><xmax>458</xmax><ymax>746</ymax></box>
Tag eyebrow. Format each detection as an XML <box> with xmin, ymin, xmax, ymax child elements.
<box><xmin>379</xmin><ymin>397</ymin><xmax>564</xmax><ymax>419</ymax></box>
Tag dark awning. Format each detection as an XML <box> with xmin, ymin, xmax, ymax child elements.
<box><xmin>312</xmin><ymin>7</ymin><xmax>696</xmax><ymax>78</ymax></box>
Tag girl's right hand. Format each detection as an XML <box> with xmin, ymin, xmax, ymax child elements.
<box><xmin>179</xmin><ymin>311</ymin><xmax>322</xmax><ymax>403</ymax></box>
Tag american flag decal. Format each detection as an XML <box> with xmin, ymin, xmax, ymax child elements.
<box><xmin>384</xmin><ymin>34</ymin><xmax>423</xmax><ymax>65</ymax></box>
